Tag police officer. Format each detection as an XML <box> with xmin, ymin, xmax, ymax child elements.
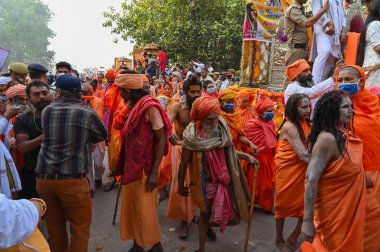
<box><xmin>284</xmin><ymin>0</ymin><xmax>330</xmax><ymax>66</ymax></box>
<box><xmin>28</xmin><ymin>63</ymin><xmax>49</xmax><ymax>83</ymax></box>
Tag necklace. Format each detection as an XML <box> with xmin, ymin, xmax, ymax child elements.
<box><xmin>33</xmin><ymin>111</ymin><xmax>43</xmax><ymax>133</ymax></box>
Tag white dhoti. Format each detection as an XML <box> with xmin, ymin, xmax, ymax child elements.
<box><xmin>87</xmin><ymin>142</ymin><xmax>105</xmax><ymax>191</ymax></box>
<box><xmin>311</xmin><ymin>33</ymin><xmax>337</xmax><ymax>83</ymax></box>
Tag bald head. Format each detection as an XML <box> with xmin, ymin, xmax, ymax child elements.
<box><xmin>337</xmin><ymin>66</ymin><xmax>364</xmax><ymax>90</ymax></box>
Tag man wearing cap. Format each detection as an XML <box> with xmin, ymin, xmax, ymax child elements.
<box><xmin>115</xmin><ymin>73</ymin><xmax>172</xmax><ymax>252</ymax></box>
<box><xmin>284</xmin><ymin>0</ymin><xmax>329</xmax><ymax>66</ymax></box>
<box><xmin>284</xmin><ymin>59</ymin><xmax>335</xmax><ymax>109</ymax></box>
<box><xmin>35</xmin><ymin>74</ymin><xmax>107</xmax><ymax>252</ymax></box>
<box><xmin>9</xmin><ymin>62</ymin><xmax>28</xmax><ymax>84</ymax></box>
<box><xmin>28</xmin><ymin>64</ymin><xmax>49</xmax><ymax>83</ymax></box>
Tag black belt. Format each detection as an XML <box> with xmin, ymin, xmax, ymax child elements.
<box><xmin>293</xmin><ymin>43</ymin><xmax>308</xmax><ymax>49</ymax></box>
<box><xmin>36</xmin><ymin>173</ymin><xmax>87</xmax><ymax>180</ymax></box>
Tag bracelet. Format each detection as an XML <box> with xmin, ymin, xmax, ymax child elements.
<box><xmin>30</xmin><ymin>198</ymin><xmax>47</xmax><ymax>216</ymax></box>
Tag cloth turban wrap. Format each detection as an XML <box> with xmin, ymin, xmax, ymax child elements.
<box><xmin>336</xmin><ymin>65</ymin><xmax>366</xmax><ymax>89</ymax></box>
<box><xmin>218</xmin><ymin>88</ymin><xmax>237</xmax><ymax>102</ymax></box>
<box><xmin>5</xmin><ymin>84</ymin><xmax>27</xmax><ymax>99</ymax></box>
<box><xmin>255</xmin><ymin>96</ymin><xmax>274</xmax><ymax>115</ymax></box>
<box><xmin>115</xmin><ymin>74</ymin><xmax>144</xmax><ymax>90</ymax></box>
<box><xmin>143</xmin><ymin>75</ymin><xmax>149</xmax><ymax>82</ymax></box>
<box><xmin>285</xmin><ymin>59</ymin><xmax>310</xmax><ymax>81</ymax></box>
<box><xmin>237</xmin><ymin>89</ymin><xmax>254</xmax><ymax>104</ymax></box>
<box><xmin>105</xmin><ymin>69</ymin><xmax>116</xmax><ymax>79</ymax></box>
<box><xmin>190</xmin><ymin>96</ymin><xmax>221</xmax><ymax>126</ymax></box>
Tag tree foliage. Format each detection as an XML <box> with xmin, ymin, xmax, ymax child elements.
<box><xmin>0</xmin><ymin>0</ymin><xmax>55</xmax><ymax>69</ymax></box>
<box><xmin>103</xmin><ymin>0</ymin><xmax>245</xmax><ymax>70</ymax></box>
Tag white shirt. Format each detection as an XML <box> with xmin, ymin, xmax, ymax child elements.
<box><xmin>220</xmin><ymin>79</ymin><xmax>230</xmax><ymax>91</ymax></box>
<box><xmin>363</xmin><ymin>21</ymin><xmax>380</xmax><ymax>68</ymax></box>
<box><xmin>208</xmin><ymin>66</ymin><xmax>214</xmax><ymax>72</ymax></box>
<box><xmin>0</xmin><ymin>194</ymin><xmax>39</xmax><ymax>248</ymax></box>
<box><xmin>193</xmin><ymin>62</ymin><xmax>205</xmax><ymax>73</ymax></box>
<box><xmin>200</xmin><ymin>75</ymin><xmax>214</xmax><ymax>83</ymax></box>
<box><xmin>284</xmin><ymin>77</ymin><xmax>335</xmax><ymax>109</ymax></box>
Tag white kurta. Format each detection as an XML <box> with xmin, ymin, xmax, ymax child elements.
<box><xmin>0</xmin><ymin>117</ymin><xmax>22</xmax><ymax>198</ymax></box>
<box><xmin>0</xmin><ymin>194</ymin><xmax>39</xmax><ymax>248</ymax></box>
<box><xmin>284</xmin><ymin>77</ymin><xmax>335</xmax><ymax>109</ymax></box>
<box><xmin>363</xmin><ymin>21</ymin><xmax>380</xmax><ymax>87</ymax></box>
<box><xmin>310</xmin><ymin>0</ymin><xmax>346</xmax><ymax>83</ymax></box>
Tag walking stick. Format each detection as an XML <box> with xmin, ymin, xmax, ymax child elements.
<box><xmin>112</xmin><ymin>184</ymin><xmax>122</xmax><ymax>225</ymax></box>
<box><xmin>244</xmin><ymin>165</ymin><xmax>259</xmax><ymax>252</ymax></box>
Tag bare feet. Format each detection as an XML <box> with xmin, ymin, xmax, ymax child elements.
<box><xmin>275</xmin><ymin>239</ymin><xmax>293</xmax><ymax>252</ymax></box>
<box><xmin>103</xmin><ymin>176</ymin><xmax>116</xmax><ymax>192</ymax></box>
<box><xmin>178</xmin><ymin>221</ymin><xmax>189</xmax><ymax>240</ymax></box>
<box><xmin>148</xmin><ymin>242</ymin><xmax>163</xmax><ymax>252</ymax></box>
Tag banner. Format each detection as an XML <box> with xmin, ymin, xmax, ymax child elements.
<box><xmin>0</xmin><ymin>47</ymin><xmax>10</xmax><ymax>71</ymax></box>
<box><xmin>243</xmin><ymin>2</ymin><xmax>284</xmax><ymax>42</ymax></box>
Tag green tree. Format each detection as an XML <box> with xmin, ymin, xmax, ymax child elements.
<box><xmin>0</xmin><ymin>0</ymin><xmax>55</xmax><ymax>69</ymax></box>
<box><xmin>103</xmin><ymin>0</ymin><xmax>245</xmax><ymax>70</ymax></box>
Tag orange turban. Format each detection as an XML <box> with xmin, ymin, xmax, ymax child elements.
<box><xmin>218</xmin><ymin>88</ymin><xmax>237</xmax><ymax>102</ymax></box>
<box><xmin>143</xmin><ymin>75</ymin><xmax>149</xmax><ymax>82</ymax></box>
<box><xmin>237</xmin><ymin>89</ymin><xmax>254</xmax><ymax>104</ymax></box>
<box><xmin>255</xmin><ymin>96</ymin><xmax>274</xmax><ymax>115</ymax></box>
<box><xmin>105</xmin><ymin>69</ymin><xmax>116</xmax><ymax>80</ymax></box>
<box><xmin>336</xmin><ymin>65</ymin><xmax>366</xmax><ymax>90</ymax></box>
<box><xmin>190</xmin><ymin>96</ymin><xmax>220</xmax><ymax>126</ymax></box>
<box><xmin>285</xmin><ymin>59</ymin><xmax>310</xmax><ymax>81</ymax></box>
<box><xmin>5</xmin><ymin>84</ymin><xmax>27</xmax><ymax>99</ymax></box>
<box><xmin>115</xmin><ymin>74</ymin><xmax>143</xmax><ymax>90</ymax></box>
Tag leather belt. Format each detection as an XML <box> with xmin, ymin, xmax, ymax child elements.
<box><xmin>293</xmin><ymin>43</ymin><xmax>308</xmax><ymax>49</ymax></box>
<box><xmin>36</xmin><ymin>173</ymin><xmax>87</xmax><ymax>180</ymax></box>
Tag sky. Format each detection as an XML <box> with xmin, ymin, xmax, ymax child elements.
<box><xmin>42</xmin><ymin>0</ymin><xmax>133</xmax><ymax>72</ymax></box>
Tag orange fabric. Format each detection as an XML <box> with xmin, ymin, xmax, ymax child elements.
<box><xmin>105</xmin><ymin>69</ymin><xmax>116</xmax><ymax>79</ymax></box>
<box><xmin>1</xmin><ymin>229</ymin><xmax>50</xmax><ymax>252</ymax></box>
<box><xmin>300</xmin><ymin>242</ymin><xmax>317</xmax><ymax>252</ymax></box>
<box><xmin>246</xmin><ymin>149</ymin><xmax>275</xmax><ymax>211</ymax></box>
<box><xmin>5</xmin><ymin>84</ymin><xmax>26</xmax><ymax>99</ymax></box>
<box><xmin>113</xmin><ymin>102</ymin><xmax>129</xmax><ymax>131</ymax></box>
<box><xmin>246</xmin><ymin>117</ymin><xmax>277</xmax><ymax>152</ymax></box>
<box><xmin>345</xmin><ymin>32</ymin><xmax>361</xmax><ymax>65</ymax></box>
<box><xmin>157</xmin><ymin>142</ymin><xmax>172</xmax><ymax>189</ymax></box>
<box><xmin>83</xmin><ymin>96</ymin><xmax>105</xmax><ymax>119</ymax></box>
<box><xmin>254</xmin><ymin>96</ymin><xmax>274</xmax><ymax>115</ymax></box>
<box><xmin>274</xmin><ymin>120</ymin><xmax>311</xmax><ymax>218</ymax></box>
<box><xmin>172</xmin><ymin>82</ymin><xmax>183</xmax><ymax>103</ymax></box>
<box><xmin>363</xmin><ymin>170</ymin><xmax>380</xmax><ymax>252</ymax></box>
<box><xmin>312</xmin><ymin>132</ymin><xmax>366</xmax><ymax>252</ymax></box>
<box><xmin>237</xmin><ymin>89</ymin><xmax>254</xmax><ymax>105</ymax></box>
<box><xmin>238</xmin><ymin>107</ymin><xmax>255</xmax><ymax>129</ymax></box>
<box><xmin>220</xmin><ymin>110</ymin><xmax>246</xmax><ymax>138</ymax></box>
<box><xmin>218</xmin><ymin>88</ymin><xmax>237</xmax><ymax>101</ymax></box>
<box><xmin>285</xmin><ymin>59</ymin><xmax>310</xmax><ymax>81</ymax></box>
<box><xmin>104</xmin><ymin>84</ymin><xmax>122</xmax><ymax>113</ymax></box>
<box><xmin>115</xmin><ymin>74</ymin><xmax>144</xmax><ymax>90</ymax></box>
<box><xmin>159</xmin><ymin>83</ymin><xmax>173</xmax><ymax>97</ymax></box>
<box><xmin>167</xmin><ymin>144</ymin><xmax>196</xmax><ymax>223</ymax></box>
<box><xmin>120</xmin><ymin>176</ymin><xmax>162</xmax><ymax>248</ymax></box>
<box><xmin>190</xmin><ymin>95</ymin><xmax>220</xmax><ymax>127</ymax></box>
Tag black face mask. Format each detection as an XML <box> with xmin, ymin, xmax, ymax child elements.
<box><xmin>297</xmin><ymin>74</ymin><xmax>314</xmax><ymax>87</ymax></box>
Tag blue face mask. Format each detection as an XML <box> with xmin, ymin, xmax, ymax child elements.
<box><xmin>262</xmin><ymin>111</ymin><xmax>275</xmax><ymax>121</ymax></box>
<box><xmin>179</xmin><ymin>90</ymin><xmax>184</xmax><ymax>96</ymax></box>
<box><xmin>223</xmin><ymin>103</ymin><xmax>234</xmax><ymax>111</ymax></box>
<box><xmin>339</xmin><ymin>82</ymin><xmax>359</xmax><ymax>95</ymax></box>
<box><xmin>207</xmin><ymin>87</ymin><xmax>216</xmax><ymax>95</ymax></box>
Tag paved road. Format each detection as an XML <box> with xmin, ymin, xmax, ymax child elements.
<box><xmin>88</xmin><ymin>184</ymin><xmax>297</xmax><ymax>252</ymax></box>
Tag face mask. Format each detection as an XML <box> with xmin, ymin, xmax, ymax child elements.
<box><xmin>179</xmin><ymin>90</ymin><xmax>184</xmax><ymax>96</ymax></box>
<box><xmin>223</xmin><ymin>103</ymin><xmax>234</xmax><ymax>111</ymax></box>
<box><xmin>262</xmin><ymin>111</ymin><xmax>275</xmax><ymax>121</ymax></box>
<box><xmin>207</xmin><ymin>87</ymin><xmax>216</xmax><ymax>95</ymax></box>
<box><xmin>339</xmin><ymin>82</ymin><xmax>359</xmax><ymax>95</ymax></box>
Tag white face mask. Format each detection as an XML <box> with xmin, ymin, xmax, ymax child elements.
<box><xmin>207</xmin><ymin>85</ymin><xmax>216</xmax><ymax>94</ymax></box>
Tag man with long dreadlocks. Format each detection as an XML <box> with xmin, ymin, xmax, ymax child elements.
<box><xmin>337</xmin><ymin>65</ymin><xmax>380</xmax><ymax>252</ymax></box>
<box><xmin>301</xmin><ymin>91</ymin><xmax>366</xmax><ymax>251</ymax></box>
<box><xmin>274</xmin><ymin>93</ymin><xmax>312</xmax><ymax>252</ymax></box>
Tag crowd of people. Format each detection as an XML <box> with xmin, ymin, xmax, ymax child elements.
<box><xmin>0</xmin><ymin>0</ymin><xmax>380</xmax><ymax>251</ymax></box>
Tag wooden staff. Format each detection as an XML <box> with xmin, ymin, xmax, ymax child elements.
<box><xmin>112</xmin><ymin>184</ymin><xmax>122</xmax><ymax>225</ymax></box>
<box><xmin>244</xmin><ymin>165</ymin><xmax>259</xmax><ymax>252</ymax></box>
